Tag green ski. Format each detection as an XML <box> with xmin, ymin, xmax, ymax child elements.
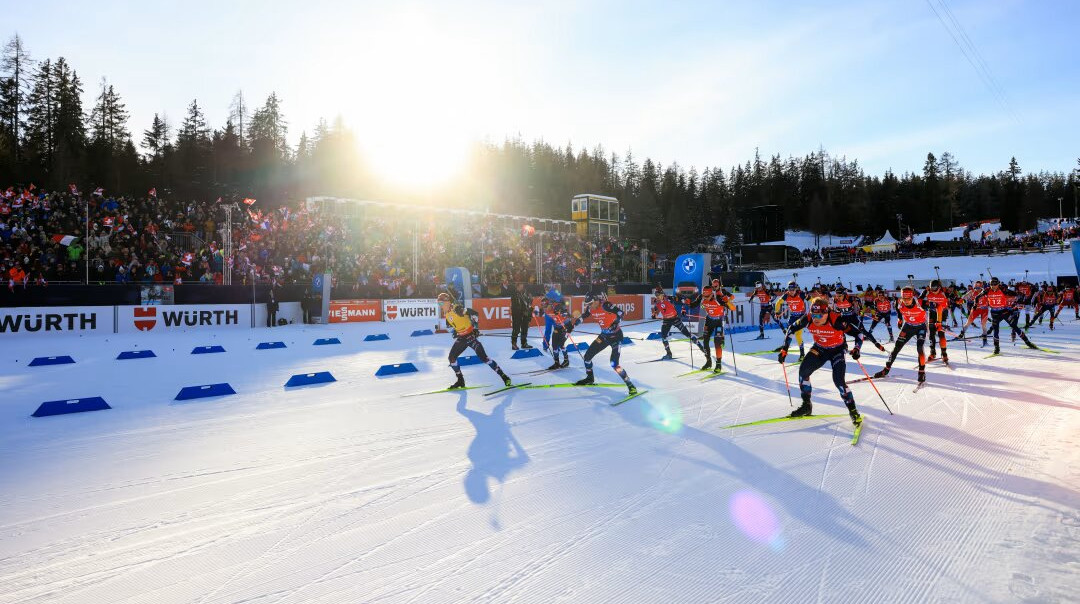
<box><xmin>677</xmin><ymin>368</ymin><xmax>711</xmax><ymax>378</ymax></box>
<box><xmin>611</xmin><ymin>389</ymin><xmax>649</xmax><ymax>406</ymax></box>
<box><xmin>483</xmin><ymin>382</ymin><xmax>532</xmax><ymax>397</ymax></box>
<box><xmin>521</xmin><ymin>383</ymin><xmax>622</xmax><ymax>389</ymax></box>
<box><xmin>851</xmin><ymin>419</ymin><xmax>864</xmax><ymax>445</ymax></box>
<box><xmin>699</xmin><ymin>370</ymin><xmax>725</xmax><ymax>382</ymax></box>
<box><xmin>722</xmin><ymin>414</ymin><xmax>848</xmax><ymax>429</ymax></box>
<box><xmin>402</xmin><ymin>385</ymin><xmax>489</xmax><ymax>397</ymax></box>
<box><xmin>741</xmin><ymin>349</ymin><xmax>779</xmax><ymax>357</ymax></box>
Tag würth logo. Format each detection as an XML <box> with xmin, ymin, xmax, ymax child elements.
<box><xmin>134</xmin><ymin>307</ymin><xmax>157</xmax><ymax>331</ymax></box>
<box><xmin>386</xmin><ymin>305</ymin><xmax>398</xmax><ymax>320</ymax></box>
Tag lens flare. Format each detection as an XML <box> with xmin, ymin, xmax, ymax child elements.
<box><xmin>729</xmin><ymin>490</ymin><xmax>784</xmax><ymax>550</ymax></box>
<box><xmin>640</xmin><ymin>394</ymin><xmax>683</xmax><ymax>434</ymax></box>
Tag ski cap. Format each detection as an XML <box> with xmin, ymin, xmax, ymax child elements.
<box><xmin>809</xmin><ymin>298</ymin><xmax>830</xmax><ymax>316</ymax></box>
<box><xmin>901</xmin><ymin>286</ymin><xmax>915</xmax><ymax>297</ymax></box>
<box><xmin>990</xmin><ymin>277</ymin><xmax>1001</xmax><ymax>286</ymax></box>
<box><xmin>437</xmin><ymin>292</ymin><xmax>453</xmax><ymax>303</ymax></box>
<box><xmin>930</xmin><ymin>279</ymin><xmax>942</xmax><ymax>289</ymax></box>
<box><xmin>787</xmin><ymin>280</ymin><xmax>797</xmax><ymax>290</ymax></box>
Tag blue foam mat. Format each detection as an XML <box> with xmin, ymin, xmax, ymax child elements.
<box><xmin>175</xmin><ymin>383</ymin><xmax>236</xmax><ymax>400</ymax></box>
<box><xmin>117</xmin><ymin>350</ymin><xmax>156</xmax><ymax>360</ymax></box>
<box><xmin>285</xmin><ymin>371</ymin><xmax>337</xmax><ymax>387</ymax></box>
<box><xmin>192</xmin><ymin>346</ymin><xmax>226</xmax><ymax>354</ymax></box>
<box><xmin>375</xmin><ymin>362</ymin><xmax>419</xmax><ymax>376</ymax></box>
<box><xmin>511</xmin><ymin>348</ymin><xmax>543</xmax><ymax>359</ymax></box>
<box><xmin>29</xmin><ymin>355</ymin><xmax>75</xmax><ymax>366</ymax></box>
<box><xmin>364</xmin><ymin>334</ymin><xmax>390</xmax><ymax>341</ymax></box>
<box><xmin>313</xmin><ymin>338</ymin><xmax>341</xmax><ymax>346</ymax></box>
<box><xmin>32</xmin><ymin>397</ymin><xmax>111</xmax><ymax>417</ymax></box>
<box><xmin>410</xmin><ymin>329</ymin><xmax>434</xmax><ymax>337</ymax></box>
<box><xmin>257</xmin><ymin>341</ymin><xmax>287</xmax><ymax>350</ymax></box>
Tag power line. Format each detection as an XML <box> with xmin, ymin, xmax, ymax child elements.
<box><xmin>924</xmin><ymin>0</ymin><xmax>1021</xmax><ymax>125</ymax></box>
<box><xmin>937</xmin><ymin>0</ymin><xmax>1020</xmax><ymax>122</ymax></box>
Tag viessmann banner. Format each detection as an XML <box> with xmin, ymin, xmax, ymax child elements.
<box><xmin>328</xmin><ymin>299</ymin><xmax>382</xmax><ymax>323</ymax></box>
<box><xmin>117</xmin><ymin>304</ymin><xmax>253</xmax><ymax>333</ymax></box>
<box><xmin>382</xmin><ymin>299</ymin><xmax>440</xmax><ymax>322</ymax></box>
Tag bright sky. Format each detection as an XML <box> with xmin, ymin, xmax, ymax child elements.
<box><xmin>6</xmin><ymin>0</ymin><xmax>1080</xmax><ymax>189</ymax></box>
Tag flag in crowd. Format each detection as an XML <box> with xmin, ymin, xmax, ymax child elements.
<box><xmin>50</xmin><ymin>235</ymin><xmax>79</xmax><ymax>246</ymax></box>
<box><xmin>243</xmin><ymin>198</ymin><xmax>256</xmax><ymax>206</ymax></box>
<box><xmin>149</xmin><ymin>187</ymin><xmax>157</xmax><ymax>198</ymax></box>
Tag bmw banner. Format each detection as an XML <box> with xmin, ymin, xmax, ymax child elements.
<box><xmin>672</xmin><ymin>253</ymin><xmax>711</xmax><ymax>294</ymax></box>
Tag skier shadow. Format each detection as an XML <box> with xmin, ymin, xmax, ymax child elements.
<box><xmin>600</xmin><ymin>399</ymin><xmax>871</xmax><ymax>548</ymax></box>
<box><xmin>893</xmin><ymin>372</ymin><xmax>1078</xmax><ymax>412</ymax></box>
<box><xmin>457</xmin><ymin>393</ymin><xmax>530</xmax><ymax>516</ymax></box>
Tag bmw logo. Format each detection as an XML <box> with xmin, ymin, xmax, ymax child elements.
<box><xmin>682</xmin><ymin>258</ymin><xmax>696</xmax><ymax>273</ymax></box>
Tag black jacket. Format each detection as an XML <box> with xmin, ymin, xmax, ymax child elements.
<box><xmin>510</xmin><ymin>290</ymin><xmax>531</xmax><ymax>316</ymax></box>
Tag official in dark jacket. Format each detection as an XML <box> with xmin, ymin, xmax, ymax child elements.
<box><xmin>510</xmin><ymin>283</ymin><xmax>534</xmax><ymax>350</ymax></box>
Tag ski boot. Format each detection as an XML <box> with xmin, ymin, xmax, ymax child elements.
<box><xmin>498</xmin><ymin>371</ymin><xmax>512</xmax><ymax>387</ymax></box>
<box><xmin>575</xmin><ymin>371</ymin><xmax>595</xmax><ymax>386</ymax></box>
<box><xmin>754</xmin><ymin>333</ymin><xmax>767</xmax><ymax>340</ymax></box>
<box><xmin>560</xmin><ymin>358</ymin><xmax>570</xmax><ymax>368</ymax></box>
<box><xmin>661</xmin><ymin>351</ymin><xmax>674</xmax><ymax>360</ymax></box>
<box><xmin>873</xmin><ymin>365</ymin><xmax>891</xmax><ymax>379</ymax></box>
<box><xmin>993</xmin><ymin>344</ymin><xmax>1001</xmax><ymax>355</ymax></box>
<box><xmin>448</xmin><ymin>376</ymin><xmax>466</xmax><ymax>390</ymax></box>
<box><xmin>981</xmin><ymin>337</ymin><xmax>988</xmax><ymax>347</ymax></box>
<box><xmin>926</xmin><ymin>353</ymin><xmax>937</xmax><ymax>363</ymax></box>
<box><xmin>712</xmin><ymin>363</ymin><xmax>723</xmax><ymax>374</ymax></box>
<box><xmin>547</xmin><ymin>361</ymin><xmax>561</xmax><ymax>370</ymax></box>
<box><xmin>849</xmin><ymin>408</ymin><xmax>863</xmax><ymax>427</ymax></box>
<box><xmin>701</xmin><ymin>357</ymin><xmax>713</xmax><ymax>371</ymax></box>
<box><xmin>1026</xmin><ymin>342</ymin><xmax>1038</xmax><ymax>350</ymax></box>
<box><xmin>941</xmin><ymin>352</ymin><xmax>949</xmax><ymax>366</ymax></box>
<box><xmin>627</xmin><ymin>383</ymin><xmax>638</xmax><ymax>396</ymax></box>
<box><xmin>789</xmin><ymin>402</ymin><xmax>813</xmax><ymax>418</ymax></box>
<box><xmin>918</xmin><ymin>370</ymin><xmax>926</xmax><ymax>383</ymax></box>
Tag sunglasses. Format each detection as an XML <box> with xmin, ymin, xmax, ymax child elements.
<box><xmin>810</xmin><ymin>312</ymin><xmax>826</xmax><ymax>320</ymax></box>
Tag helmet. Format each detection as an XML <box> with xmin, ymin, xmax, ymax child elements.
<box><xmin>875</xmin><ymin>285</ymin><xmax>883</xmax><ymax>292</ymax></box>
<box><xmin>834</xmin><ymin>285</ymin><xmax>846</xmax><ymax>295</ymax></box>
<box><xmin>930</xmin><ymin>279</ymin><xmax>942</xmax><ymax>289</ymax></box>
<box><xmin>809</xmin><ymin>298</ymin><xmax>830</xmax><ymax>316</ymax></box>
<box><xmin>437</xmin><ymin>292</ymin><xmax>453</xmax><ymax>303</ymax></box>
<box><xmin>787</xmin><ymin>280</ymin><xmax>797</xmax><ymax>290</ymax></box>
<box><xmin>990</xmin><ymin>277</ymin><xmax>1001</xmax><ymax>286</ymax></box>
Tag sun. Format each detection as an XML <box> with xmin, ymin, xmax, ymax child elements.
<box><xmin>344</xmin><ymin>8</ymin><xmax>503</xmax><ymax>192</ymax></box>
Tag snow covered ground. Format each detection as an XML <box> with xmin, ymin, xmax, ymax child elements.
<box><xmin>2</xmin><ymin>262</ymin><xmax>1078</xmax><ymax>603</ymax></box>
<box><xmin>765</xmin><ymin>246</ymin><xmax>1076</xmax><ymax>287</ymax></box>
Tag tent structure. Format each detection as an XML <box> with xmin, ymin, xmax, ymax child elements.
<box><xmin>861</xmin><ymin>230</ymin><xmax>899</xmax><ymax>252</ymax></box>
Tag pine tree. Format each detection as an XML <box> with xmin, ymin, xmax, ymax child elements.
<box><xmin>52</xmin><ymin>58</ymin><xmax>87</xmax><ymax>185</ymax></box>
<box><xmin>89</xmin><ymin>80</ymin><xmax>130</xmax><ymax>151</ymax></box>
<box><xmin>1</xmin><ymin>34</ymin><xmax>32</xmax><ymax>164</ymax></box>
<box><xmin>23</xmin><ymin>58</ymin><xmax>54</xmax><ymax>174</ymax></box>
<box><xmin>175</xmin><ymin>99</ymin><xmax>211</xmax><ymax>192</ymax></box>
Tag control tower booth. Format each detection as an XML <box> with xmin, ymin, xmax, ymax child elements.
<box><xmin>571</xmin><ymin>194</ymin><xmax>621</xmax><ymax>238</ymax></box>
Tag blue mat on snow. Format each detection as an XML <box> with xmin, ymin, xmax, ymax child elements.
<box><xmin>411</xmin><ymin>329</ymin><xmax>434</xmax><ymax>337</ymax></box>
<box><xmin>364</xmin><ymin>334</ymin><xmax>390</xmax><ymax>341</ymax></box>
<box><xmin>313</xmin><ymin>338</ymin><xmax>340</xmax><ymax>346</ymax></box>
<box><xmin>285</xmin><ymin>371</ymin><xmax>336</xmax><ymax>387</ymax></box>
<box><xmin>117</xmin><ymin>350</ymin><xmax>156</xmax><ymax>360</ymax></box>
<box><xmin>32</xmin><ymin>397</ymin><xmax>111</xmax><ymax>417</ymax></box>
<box><xmin>192</xmin><ymin>346</ymin><xmax>225</xmax><ymax>354</ymax></box>
<box><xmin>29</xmin><ymin>355</ymin><xmax>75</xmax><ymax>366</ymax></box>
<box><xmin>175</xmin><ymin>383</ymin><xmax>236</xmax><ymax>400</ymax></box>
<box><xmin>257</xmin><ymin>341</ymin><xmax>287</xmax><ymax>350</ymax></box>
<box><xmin>511</xmin><ymin>348</ymin><xmax>543</xmax><ymax>359</ymax></box>
<box><xmin>376</xmin><ymin>363</ymin><xmax>418</xmax><ymax>376</ymax></box>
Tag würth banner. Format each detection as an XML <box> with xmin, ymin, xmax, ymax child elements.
<box><xmin>117</xmin><ymin>304</ymin><xmax>251</xmax><ymax>333</ymax></box>
<box><xmin>328</xmin><ymin>299</ymin><xmax>382</xmax><ymax>323</ymax></box>
<box><xmin>382</xmin><ymin>299</ymin><xmax>439</xmax><ymax>322</ymax></box>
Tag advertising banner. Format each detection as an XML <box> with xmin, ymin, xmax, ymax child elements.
<box><xmin>0</xmin><ymin>306</ymin><xmax>114</xmax><ymax>337</ymax></box>
<box><xmin>328</xmin><ymin>299</ymin><xmax>382</xmax><ymax>323</ymax></box>
<box><xmin>570</xmin><ymin>294</ymin><xmax>644</xmax><ymax>323</ymax></box>
<box><xmin>383</xmin><ymin>299</ymin><xmax>440</xmax><ymax>322</ymax></box>
<box><xmin>471</xmin><ymin>297</ymin><xmax>513</xmax><ymax>329</ymax></box>
<box><xmin>117</xmin><ymin>304</ymin><xmax>252</xmax><ymax>333</ymax></box>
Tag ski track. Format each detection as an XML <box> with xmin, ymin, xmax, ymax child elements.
<box><xmin>1</xmin><ymin>311</ymin><xmax>1078</xmax><ymax>604</ymax></box>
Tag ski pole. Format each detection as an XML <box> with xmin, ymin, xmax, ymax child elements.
<box><xmin>725</xmin><ymin>319</ymin><xmax>738</xmax><ymax>376</ymax></box>
<box><xmin>780</xmin><ymin>357</ymin><xmax>793</xmax><ymax>407</ymax></box>
<box><xmin>854</xmin><ymin>357</ymin><xmax>894</xmax><ymax>415</ymax></box>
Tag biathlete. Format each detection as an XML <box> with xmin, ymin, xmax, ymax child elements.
<box><xmin>572</xmin><ymin>292</ymin><xmax>637</xmax><ymax>395</ymax></box>
<box><xmin>874</xmin><ymin>286</ymin><xmax>935</xmax><ymax>383</ymax></box>
<box><xmin>1026</xmin><ymin>285</ymin><xmax>1060</xmax><ymax>330</ymax></box>
<box><xmin>921</xmin><ymin>279</ymin><xmax>955</xmax><ymax>364</ymax></box>
<box><xmin>868</xmin><ymin>286</ymin><xmax>895</xmax><ymax>342</ymax></box>
<box><xmin>651</xmin><ymin>287</ymin><xmax>707</xmax><ymax>359</ymax></box>
<box><xmin>748</xmin><ymin>281</ymin><xmax>782</xmax><ymax>339</ymax></box>
<box><xmin>697</xmin><ymin>284</ymin><xmax>736</xmax><ymax>373</ymax></box>
<box><xmin>535</xmin><ymin>297</ymin><xmax>573</xmax><ymax>370</ymax></box>
<box><xmin>774</xmin><ymin>281</ymin><xmax>808</xmax><ymax>361</ymax></box>
<box><xmin>778</xmin><ymin>298</ymin><xmax>884</xmax><ymax>425</ymax></box>
<box><xmin>957</xmin><ymin>280</ymin><xmax>990</xmax><ymax>346</ymax></box>
<box><xmin>975</xmin><ymin>277</ymin><xmax>1038</xmax><ymax>355</ymax></box>
<box><xmin>1059</xmin><ymin>285</ymin><xmax>1078</xmax><ymax>319</ymax></box>
<box><xmin>438</xmin><ymin>293</ymin><xmax>512</xmax><ymax>390</ymax></box>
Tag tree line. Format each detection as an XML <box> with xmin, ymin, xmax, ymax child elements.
<box><xmin>2</xmin><ymin>34</ymin><xmax>1077</xmax><ymax>253</ymax></box>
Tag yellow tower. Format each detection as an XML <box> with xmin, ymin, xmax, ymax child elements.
<box><xmin>571</xmin><ymin>194</ymin><xmax>620</xmax><ymax>238</ymax></box>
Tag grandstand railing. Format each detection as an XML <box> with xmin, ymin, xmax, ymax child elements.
<box><xmin>737</xmin><ymin>242</ymin><xmax>1073</xmax><ymax>272</ymax></box>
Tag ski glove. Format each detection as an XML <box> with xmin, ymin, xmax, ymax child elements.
<box><xmin>850</xmin><ymin>347</ymin><xmax>861</xmax><ymax>361</ymax></box>
<box><xmin>778</xmin><ymin>349</ymin><xmax>788</xmax><ymax>363</ymax></box>
<box><xmin>876</xmin><ymin>342</ymin><xmax>886</xmax><ymax>351</ymax></box>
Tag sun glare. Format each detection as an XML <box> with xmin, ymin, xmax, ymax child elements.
<box><xmin>347</xmin><ymin>8</ymin><xmax>502</xmax><ymax>192</ymax></box>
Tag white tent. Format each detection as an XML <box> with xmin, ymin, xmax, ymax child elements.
<box><xmin>862</xmin><ymin>230</ymin><xmax>898</xmax><ymax>252</ymax></box>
